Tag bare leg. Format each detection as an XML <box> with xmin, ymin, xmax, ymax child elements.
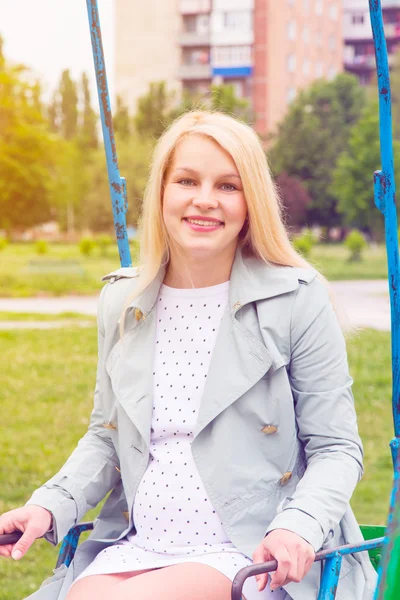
<box><xmin>64</xmin><ymin>568</ymin><xmax>156</xmax><ymax>600</ymax></box>
<box><xmin>66</xmin><ymin>562</ymin><xmax>247</xmax><ymax>600</ymax></box>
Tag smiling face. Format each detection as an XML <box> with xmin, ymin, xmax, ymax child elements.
<box><xmin>162</xmin><ymin>134</ymin><xmax>248</xmax><ymax>267</ymax></box>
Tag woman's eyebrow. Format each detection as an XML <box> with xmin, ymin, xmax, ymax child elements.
<box><xmin>174</xmin><ymin>167</ymin><xmax>241</xmax><ymax>180</ymax></box>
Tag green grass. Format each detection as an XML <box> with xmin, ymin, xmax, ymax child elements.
<box><xmin>0</xmin><ymin>312</ymin><xmax>96</xmax><ymax>322</ymax></box>
<box><xmin>0</xmin><ymin>327</ymin><xmax>394</xmax><ymax>599</ymax></box>
<box><xmin>0</xmin><ymin>242</ymin><xmax>389</xmax><ymax>299</ymax></box>
<box><xmin>0</xmin><ymin>242</ymin><xmax>139</xmax><ymax>298</ymax></box>
<box><xmin>309</xmin><ymin>243</ymin><xmax>388</xmax><ymax>280</ymax></box>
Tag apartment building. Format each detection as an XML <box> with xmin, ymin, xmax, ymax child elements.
<box><xmin>115</xmin><ymin>0</ymin><xmax>343</xmax><ymax>135</ymax></box>
<box><xmin>344</xmin><ymin>0</ymin><xmax>400</xmax><ymax>86</ymax></box>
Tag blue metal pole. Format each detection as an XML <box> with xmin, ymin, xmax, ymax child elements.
<box><xmin>86</xmin><ymin>0</ymin><xmax>132</xmax><ymax>268</ymax></box>
<box><xmin>369</xmin><ymin>0</ymin><xmax>400</xmax><ymax>440</ymax></box>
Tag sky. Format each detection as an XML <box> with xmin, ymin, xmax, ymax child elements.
<box><xmin>0</xmin><ymin>0</ymin><xmax>114</xmax><ymax>103</ymax></box>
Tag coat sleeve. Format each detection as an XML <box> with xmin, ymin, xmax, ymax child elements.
<box><xmin>265</xmin><ymin>277</ymin><xmax>364</xmax><ymax>552</ymax></box>
<box><xmin>25</xmin><ymin>283</ymin><xmax>120</xmax><ymax>545</ymax></box>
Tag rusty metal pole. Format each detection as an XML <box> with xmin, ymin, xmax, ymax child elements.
<box><xmin>86</xmin><ymin>0</ymin><xmax>132</xmax><ymax>267</ymax></box>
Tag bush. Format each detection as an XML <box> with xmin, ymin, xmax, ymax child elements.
<box><xmin>79</xmin><ymin>237</ymin><xmax>96</xmax><ymax>257</ymax></box>
<box><xmin>293</xmin><ymin>229</ymin><xmax>316</xmax><ymax>258</ymax></box>
<box><xmin>345</xmin><ymin>230</ymin><xmax>367</xmax><ymax>262</ymax></box>
<box><xmin>35</xmin><ymin>240</ymin><xmax>48</xmax><ymax>255</ymax></box>
<box><xmin>0</xmin><ymin>237</ymin><xmax>8</xmax><ymax>251</ymax></box>
<box><xmin>97</xmin><ymin>234</ymin><xmax>113</xmax><ymax>257</ymax></box>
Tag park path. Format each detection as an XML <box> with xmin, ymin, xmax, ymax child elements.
<box><xmin>0</xmin><ymin>280</ymin><xmax>392</xmax><ymax>331</ymax></box>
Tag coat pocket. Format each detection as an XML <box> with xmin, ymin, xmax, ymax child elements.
<box><xmin>24</xmin><ymin>564</ymin><xmax>69</xmax><ymax>600</ymax></box>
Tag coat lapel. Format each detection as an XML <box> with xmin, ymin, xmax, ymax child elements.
<box><xmin>193</xmin><ymin>308</ymin><xmax>273</xmax><ymax>438</ymax></box>
<box><xmin>106</xmin><ymin>311</ymin><xmax>157</xmax><ymax>450</ymax></box>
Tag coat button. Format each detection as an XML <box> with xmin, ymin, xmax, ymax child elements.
<box><xmin>102</xmin><ymin>422</ymin><xmax>117</xmax><ymax>430</ymax></box>
<box><xmin>279</xmin><ymin>472</ymin><xmax>293</xmax><ymax>486</ymax></box>
<box><xmin>233</xmin><ymin>301</ymin><xmax>242</xmax><ymax>311</ymax></box>
<box><xmin>115</xmin><ymin>466</ymin><xmax>121</xmax><ymax>474</ymax></box>
<box><xmin>122</xmin><ymin>511</ymin><xmax>129</xmax><ymax>522</ymax></box>
<box><xmin>135</xmin><ymin>308</ymin><xmax>143</xmax><ymax>321</ymax></box>
<box><xmin>262</xmin><ymin>425</ymin><xmax>278</xmax><ymax>435</ymax></box>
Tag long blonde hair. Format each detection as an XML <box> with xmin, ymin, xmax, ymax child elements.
<box><xmin>129</xmin><ymin>110</ymin><xmax>314</xmax><ymax>300</ymax></box>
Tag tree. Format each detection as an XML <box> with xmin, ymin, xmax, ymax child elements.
<box><xmin>269</xmin><ymin>73</ymin><xmax>366</xmax><ymax>227</ymax></box>
<box><xmin>331</xmin><ymin>98</ymin><xmax>400</xmax><ymax>240</ymax></box>
<box><xmin>275</xmin><ymin>172</ymin><xmax>312</xmax><ymax>229</ymax></box>
<box><xmin>0</xmin><ymin>38</ymin><xmax>61</xmax><ymax>230</ymax></box>
<box><xmin>80</xmin><ymin>72</ymin><xmax>98</xmax><ymax>150</ymax></box>
<box><xmin>208</xmin><ymin>84</ymin><xmax>252</xmax><ymax>123</ymax></box>
<box><xmin>134</xmin><ymin>81</ymin><xmax>176</xmax><ymax>140</ymax></box>
<box><xmin>113</xmin><ymin>95</ymin><xmax>131</xmax><ymax>141</ymax></box>
<box><xmin>59</xmin><ymin>69</ymin><xmax>78</xmax><ymax>140</ymax></box>
<box><xmin>83</xmin><ymin>133</ymin><xmax>153</xmax><ymax>232</ymax></box>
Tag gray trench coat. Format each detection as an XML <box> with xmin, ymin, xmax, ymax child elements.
<box><xmin>24</xmin><ymin>248</ymin><xmax>377</xmax><ymax>600</ymax></box>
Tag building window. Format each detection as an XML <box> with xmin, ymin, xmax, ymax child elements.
<box><xmin>316</xmin><ymin>31</ymin><xmax>322</xmax><ymax>47</ymax></box>
<box><xmin>212</xmin><ymin>46</ymin><xmax>252</xmax><ymax>68</ymax></box>
<box><xmin>287</xmin><ymin>54</ymin><xmax>296</xmax><ymax>73</ymax></box>
<box><xmin>223</xmin><ymin>11</ymin><xmax>251</xmax><ymax>31</ymax></box>
<box><xmin>303</xmin><ymin>0</ymin><xmax>309</xmax><ymax>14</ymax></box>
<box><xmin>352</xmin><ymin>13</ymin><xmax>365</xmax><ymax>25</ymax></box>
<box><xmin>288</xmin><ymin>0</ymin><xmax>295</xmax><ymax>6</ymax></box>
<box><xmin>315</xmin><ymin>0</ymin><xmax>323</xmax><ymax>16</ymax></box>
<box><xmin>287</xmin><ymin>87</ymin><xmax>297</xmax><ymax>103</ymax></box>
<box><xmin>287</xmin><ymin>20</ymin><xmax>296</xmax><ymax>41</ymax></box>
<box><xmin>183</xmin><ymin>14</ymin><xmax>210</xmax><ymax>34</ymax></box>
<box><xmin>329</xmin><ymin>3</ymin><xmax>338</xmax><ymax>20</ymax></box>
<box><xmin>303</xmin><ymin>59</ymin><xmax>311</xmax><ymax>76</ymax></box>
<box><xmin>183</xmin><ymin>49</ymin><xmax>210</xmax><ymax>65</ymax></box>
<box><xmin>328</xmin><ymin>66</ymin><xmax>337</xmax><ymax>80</ymax></box>
<box><xmin>315</xmin><ymin>61</ymin><xmax>323</xmax><ymax>77</ymax></box>
<box><xmin>329</xmin><ymin>34</ymin><xmax>336</xmax><ymax>51</ymax></box>
<box><xmin>302</xmin><ymin>25</ymin><xmax>310</xmax><ymax>44</ymax></box>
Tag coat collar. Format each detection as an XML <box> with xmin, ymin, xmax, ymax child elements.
<box><xmin>117</xmin><ymin>247</ymin><xmax>317</xmax><ymax>325</ymax></box>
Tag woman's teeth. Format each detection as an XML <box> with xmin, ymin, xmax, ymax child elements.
<box><xmin>186</xmin><ymin>219</ymin><xmax>221</xmax><ymax>226</ymax></box>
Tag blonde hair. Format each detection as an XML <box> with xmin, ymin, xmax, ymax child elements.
<box><xmin>128</xmin><ymin>110</ymin><xmax>315</xmax><ymax>301</ymax></box>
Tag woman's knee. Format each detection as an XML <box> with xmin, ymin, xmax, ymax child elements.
<box><xmin>65</xmin><ymin>570</ymin><xmax>152</xmax><ymax>600</ymax></box>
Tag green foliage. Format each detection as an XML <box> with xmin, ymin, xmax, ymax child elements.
<box><xmin>34</xmin><ymin>240</ymin><xmax>48</xmax><ymax>255</ymax></box>
<box><xmin>332</xmin><ymin>98</ymin><xmax>400</xmax><ymax>241</ymax></box>
<box><xmin>96</xmin><ymin>234</ymin><xmax>113</xmax><ymax>257</ymax></box>
<box><xmin>345</xmin><ymin>230</ymin><xmax>367</xmax><ymax>262</ymax></box>
<box><xmin>270</xmin><ymin>73</ymin><xmax>366</xmax><ymax>227</ymax></box>
<box><xmin>114</xmin><ymin>95</ymin><xmax>131</xmax><ymax>141</ymax></box>
<box><xmin>79</xmin><ymin>72</ymin><xmax>98</xmax><ymax>150</ymax></box>
<box><xmin>292</xmin><ymin>229</ymin><xmax>316</xmax><ymax>257</ymax></box>
<box><xmin>79</xmin><ymin>237</ymin><xmax>95</xmax><ymax>257</ymax></box>
<box><xmin>134</xmin><ymin>81</ymin><xmax>175</xmax><ymax>140</ymax></box>
<box><xmin>0</xmin><ymin>236</ymin><xmax>7</xmax><ymax>251</ymax></box>
<box><xmin>208</xmin><ymin>84</ymin><xmax>252</xmax><ymax>123</ymax></box>
<box><xmin>0</xmin><ymin>45</ymin><xmax>61</xmax><ymax>230</ymax></box>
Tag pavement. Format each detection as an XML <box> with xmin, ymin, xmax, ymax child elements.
<box><xmin>0</xmin><ymin>280</ymin><xmax>392</xmax><ymax>331</ymax></box>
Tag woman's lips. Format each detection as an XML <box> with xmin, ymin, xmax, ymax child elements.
<box><xmin>183</xmin><ymin>218</ymin><xmax>224</xmax><ymax>232</ymax></box>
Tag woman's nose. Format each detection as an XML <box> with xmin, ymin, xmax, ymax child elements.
<box><xmin>192</xmin><ymin>188</ymin><xmax>218</xmax><ymax>209</ymax></box>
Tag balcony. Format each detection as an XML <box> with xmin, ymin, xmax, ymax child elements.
<box><xmin>180</xmin><ymin>31</ymin><xmax>211</xmax><ymax>46</ymax></box>
<box><xmin>344</xmin><ymin>55</ymin><xmax>376</xmax><ymax>70</ymax></box>
<box><xmin>180</xmin><ymin>0</ymin><xmax>211</xmax><ymax>14</ymax></box>
<box><xmin>179</xmin><ymin>63</ymin><xmax>212</xmax><ymax>80</ymax></box>
<box><xmin>384</xmin><ymin>22</ymin><xmax>400</xmax><ymax>38</ymax></box>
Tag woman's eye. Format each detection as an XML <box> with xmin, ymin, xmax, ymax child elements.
<box><xmin>221</xmin><ymin>183</ymin><xmax>237</xmax><ymax>192</ymax></box>
<box><xmin>178</xmin><ymin>179</ymin><xmax>195</xmax><ymax>186</ymax></box>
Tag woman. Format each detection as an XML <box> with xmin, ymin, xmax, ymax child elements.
<box><xmin>0</xmin><ymin>111</ymin><xmax>376</xmax><ymax>600</ymax></box>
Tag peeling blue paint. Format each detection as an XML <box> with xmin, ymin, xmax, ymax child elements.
<box><xmin>86</xmin><ymin>0</ymin><xmax>131</xmax><ymax>267</ymax></box>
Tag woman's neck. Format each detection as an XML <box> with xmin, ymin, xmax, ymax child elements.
<box><xmin>163</xmin><ymin>252</ymin><xmax>234</xmax><ymax>289</ymax></box>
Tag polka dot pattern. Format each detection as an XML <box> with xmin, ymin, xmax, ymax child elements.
<box><xmin>131</xmin><ymin>281</ymin><xmax>230</xmax><ymax>554</ymax></box>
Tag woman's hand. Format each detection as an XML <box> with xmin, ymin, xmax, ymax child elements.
<box><xmin>252</xmin><ymin>529</ymin><xmax>315</xmax><ymax>592</ymax></box>
<box><xmin>0</xmin><ymin>506</ymin><xmax>52</xmax><ymax>560</ymax></box>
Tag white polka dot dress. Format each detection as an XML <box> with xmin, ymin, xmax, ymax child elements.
<box><xmin>73</xmin><ymin>282</ymin><xmax>291</xmax><ymax>600</ymax></box>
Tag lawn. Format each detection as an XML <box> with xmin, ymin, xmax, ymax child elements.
<box><xmin>0</xmin><ymin>242</ymin><xmax>389</xmax><ymax>298</ymax></box>
<box><xmin>0</xmin><ymin>326</ymin><xmax>395</xmax><ymax>599</ymax></box>
<box><xmin>0</xmin><ymin>242</ymin><xmax>139</xmax><ymax>298</ymax></box>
